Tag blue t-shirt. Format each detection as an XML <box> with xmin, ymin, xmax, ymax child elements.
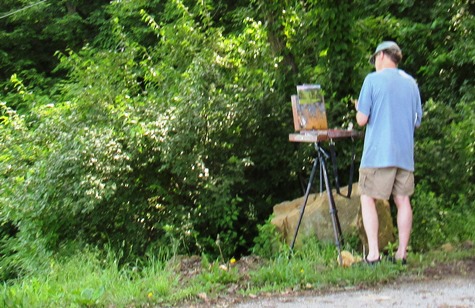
<box><xmin>357</xmin><ymin>68</ymin><xmax>422</xmax><ymax>171</ymax></box>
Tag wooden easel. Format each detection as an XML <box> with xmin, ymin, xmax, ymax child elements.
<box><xmin>289</xmin><ymin>87</ymin><xmax>361</xmax><ymax>265</ymax></box>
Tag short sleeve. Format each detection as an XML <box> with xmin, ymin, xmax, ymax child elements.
<box><xmin>357</xmin><ymin>76</ymin><xmax>373</xmax><ymax>117</ymax></box>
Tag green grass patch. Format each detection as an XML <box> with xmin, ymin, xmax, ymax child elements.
<box><xmin>1</xmin><ymin>248</ymin><xmax>179</xmax><ymax>307</ymax></box>
<box><xmin>1</xmin><ymin>240</ymin><xmax>474</xmax><ymax>307</ymax></box>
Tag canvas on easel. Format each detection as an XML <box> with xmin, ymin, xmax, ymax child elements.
<box><xmin>292</xmin><ymin>84</ymin><xmax>328</xmax><ymax>132</ymax></box>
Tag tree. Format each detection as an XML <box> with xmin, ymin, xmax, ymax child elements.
<box><xmin>0</xmin><ymin>0</ymin><xmax>110</xmax><ymax>111</ymax></box>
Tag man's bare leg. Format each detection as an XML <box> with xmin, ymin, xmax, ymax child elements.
<box><xmin>393</xmin><ymin>195</ymin><xmax>412</xmax><ymax>260</ymax></box>
<box><xmin>361</xmin><ymin>194</ymin><xmax>380</xmax><ymax>261</ymax></box>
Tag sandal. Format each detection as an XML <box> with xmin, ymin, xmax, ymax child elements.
<box><xmin>364</xmin><ymin>255</ymin><xmax>381</xmax><ymax>266</ymax></box>
<box><xmin>387</xmin><ymin>256</ymin><xmax>407</xmax><ymax>265</ymax></box>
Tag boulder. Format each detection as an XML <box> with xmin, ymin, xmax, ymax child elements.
<box><xmin>271</xmin><ymin>183</ymin><xmax>395</xmax><ymax>250</ymax></box>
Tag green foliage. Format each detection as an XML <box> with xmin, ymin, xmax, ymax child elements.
<box><xmin>411</xmin><ymin>183</ymin><xmax>475</xmax><ymax>251</ymax></box>
<box><xmin>196</xmin><ymin>261</ymin><xmax>240</xmax><ymax>286</ymax></box>
<box><xmin>0</xmin><ymin>0</ymin><xmax>111</xmax><ymax>110</ymax></box>
<box><xmin>359</xmin><ymin>0</ymin><xmax>475</xmax><ymax>106</ymax></box>
<box><xmin>416</xmin><ymin>0</ymin><xmax>475</xmax><ymax>105</ymax></box>
<box><xmin>0</xmin><ymin>0</ymin><xmax>474</xmax><ymax>281</ymax></box>
<box><xmin>252</xmin><ymin>217</ymin><xmax>287</xmax><ymax>259</ymax></box>
<box><xmin>415</xmin><ymin>99</ymin><xmax>475</xmax><ymax>203</ymax></box>
<box><xmin>250</xmin><ymin>238</ymin><xmax>403</xmax><ymax>291</ymax></box>
<box><xmin>410</xmin><ymin>185</ymin><xmax>448</xmax><ymax>250</ymax></box>
<box><xmin>412</xmin><ymin>99</ymin><xmax>475</xmax><ymax>250</ymax></box>
<box><xmin>3</xmin><ymin>0</ymin><xmax>298</xmax><ymax>275</ymax></box>
<box><xmin>1</xmin><ymin>239</ymin><xmax>434</xmax><ymax>307</ymax></box>
<box><xmin>0</xmin><ymin>247</ymin><xmax>178</xmax><ymax>307</ymax></box>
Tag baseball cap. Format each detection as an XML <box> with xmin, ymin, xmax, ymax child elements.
<box><xmin>369</xmin><ymin>41</ymin><xmax>401</xmax><ymax>65</ymax></box>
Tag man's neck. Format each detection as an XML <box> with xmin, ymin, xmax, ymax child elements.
<box><xmin>376</xmin><ymin>62</ymin><xmax>397</xmax><ymax>71</ymax></box>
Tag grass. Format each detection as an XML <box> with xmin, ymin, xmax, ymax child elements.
<box><xmin>1</xmin><ymin>249</ymin><xmax>181</xmax><ymax>307</ymax></box>
<box><xmin>1</xmin><ymin>240</ymin><xmax>474</xmax><ymax>307</ymax></box>
<box><xmin>246</xmin><ymin>243</ymin><xmax>404</xmax><ymax>295</ymax></box>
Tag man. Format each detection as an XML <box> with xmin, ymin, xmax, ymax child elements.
<box><xmin>355</xmin><ymin>41</ymin><xmax>422</xmax><ymax>264</ymax></box>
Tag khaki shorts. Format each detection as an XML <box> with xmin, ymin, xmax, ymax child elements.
<box><xmin>358</xmin><ymin>167</ymin><xmax>414</xmax><ymax>200</ymax></box>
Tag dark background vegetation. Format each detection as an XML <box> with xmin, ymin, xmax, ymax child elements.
<box><xmin>1</xmin><ymin>0</ymin><xmax>473</xmax><ymax>281</ymax></box>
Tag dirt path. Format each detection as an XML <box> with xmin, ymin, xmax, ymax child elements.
<box><xmin>233</xmin><ymin>275</ymin><xmax>475</xmax><ymax>307</ymax></box>
<box><xmin>229</xmin><ymin>256</ymin><xmax>475</xmax><ymax>308</ymax></box>
<box><xmin>182</xmin><ymin>255</ymin><xmax>475</xmax><ymax>308</ymax></box>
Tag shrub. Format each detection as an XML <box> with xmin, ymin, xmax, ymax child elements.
<box><xmin>412</xmin><ymin>99</ymin><xmax>475</xmax><ymax>250</ymax></box>
<box><xmin>252</xmin><ymin>217</ymin><xmax>287</xmax><ymax>259</ymax></box>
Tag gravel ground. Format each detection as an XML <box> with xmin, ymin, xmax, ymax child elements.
<box><xmin>182</xmin><ymin>254</ymin><xmax>475</xmax><ymax>308</ymax></box>
<box><xmin>233</xmin><ymin>275</ymin><xmax>475</xmax><ymax>307</ymax></box>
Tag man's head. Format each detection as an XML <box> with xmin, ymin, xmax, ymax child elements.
<box><xmin>369</xmin><ymin>41</ymin><xmax>402</xmax><ymax>67</ymax></box>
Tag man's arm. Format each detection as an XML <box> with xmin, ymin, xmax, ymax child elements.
<box><xmin>356</xmin><ymin>111</ymin><xmax>369</xmax><ymax>127</ymax></box>
<box><xmin>354</xmin><ymin>99</ymin><xmax>369</xmax><ymax>126</ymax></box>
<box><xmin>415</xmin><ymin>89</ymin><xmax>422</xmax><ymax>128</ymax></box>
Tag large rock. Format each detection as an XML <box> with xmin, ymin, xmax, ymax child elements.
<box><xmin>271</xmin><ymin>183</ymin><xmax>395</xmax><ymax>250</ymax></box>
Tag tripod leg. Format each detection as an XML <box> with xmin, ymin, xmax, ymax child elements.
<box><xmin>319</xmin><ymin>156</ymin><xmax>323</xmax><ymax>194</ymax></box>
<box><xmin>290</xmin><ymin>155</ymin><xmax>319</xmax><ymax>252</ymax></box>
<box><xmin>320</xmin><ymin>154</ymin><xmax>344</xmax><ymax>265</ymax></box>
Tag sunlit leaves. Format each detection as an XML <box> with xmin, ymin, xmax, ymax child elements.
<box><xmin>1</xmin><ymin>0</ymin><xmax>474</xmax><ymax>276</ymax></box>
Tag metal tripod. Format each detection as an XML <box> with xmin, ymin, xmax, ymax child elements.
<box><xmin>290</xmin><ymin>141</ymin><xmax>344</xmax><ymax>265</ymax></box>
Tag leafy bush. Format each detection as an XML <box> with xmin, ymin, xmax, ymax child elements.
<box><xmin>1</xmin><ymin>1</ymin><xmax>300</xmax><ymax>278</ymax></box>
<box><xmin>412</xmin><ymin>183</ymin><xmax>475</xmax><ymax>251</ymax></box>
<box><xmin>415</xmin><ymin>99</ymin><xmax>475</xmax><ymax>202</ymax></box>
<box><xmin>410</xmin><ymin>184</ymin><xmax>448</xmax><ymax>250</ymax></box>
<box><xmin>252</xmin><ymin>217</ymin><xmax>287</xmax><ymax>259</ymax></box>
<box><xmin>411</xmin><ymin>99</ymin><xmax>475</xmax><ymax>250</ymax></box>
